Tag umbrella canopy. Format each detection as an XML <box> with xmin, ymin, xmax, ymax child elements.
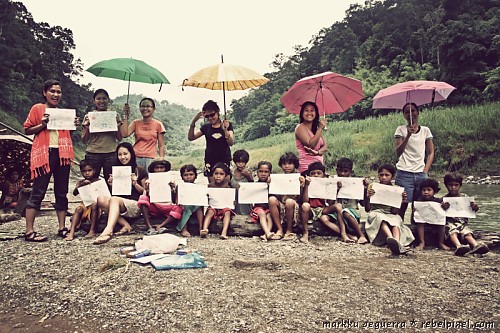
<box><xmin>86</xmin><ymin>58</ymin><xmax>170</xmax><ymax>103</ymax></box>
<box><xmin>181</xmin><ymin>55</ymin><xmax>269</xmax><ymax>116</ymax></box>
<box><xmin>372</xmin><ymin>80</ymin><xmax>456</xmax><ymax>109</ymax></box>
<box><xmin>280</xmin><ymin>72</ymin><xmax>364</xmax><ymax>115</ymax></box>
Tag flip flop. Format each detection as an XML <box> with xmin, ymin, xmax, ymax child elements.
<box><xmin>145</xmin><ymin>228</ymin><xmax>158</xmax><ymax>236</ymax></box>
<box><xmin>469</xmin><ymin>243</ymin><xmax>489</xmax><ymax>255</ymax></box>
<box><xmin>387</xmin><ymin>237</ymin><xmax>401</xmax><ymax>255</ymax></box>
<box><xmin>93</xmin><ymin>234</ymin><xmax>112</xmax><ymax>245</ymax></box>
<box><xmin>57</xmin><ymin>227</ymin><xmax>69</xmax><ymax>238</ymax></box>
<box><xmin>115</xmin><ymin>228</ymin><xmax>133</xmax><ymax>236</ymax></box>
<box><xmin>200</xmin><ymin>229</ymin><xmax>209</xmax><ymax>238</ymax></box>
<box><xmin>269</xmin><ymin>233</ymin><xmax>283</xmax><ymax>240</ymax></box>
<box><xmin>281</xmin><ymin>233</ymin><xmax>296</xmax><ymax>241</ymax></box>
<box><xmin>24</xmin><ymin>231</ymin><xmax>47</xmax><ymax>242</ymax></box>
<box><xmin>454</xmin><ymin>245</ymin><xmax>470</xmax><ymax>256</ymax></box>
<box><xmin>157</xmin><ymin>227</ymin><xmax>168</xmax><ymax>234</ymax></box>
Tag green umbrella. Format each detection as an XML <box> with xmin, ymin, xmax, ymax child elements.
<box><xmin>86</xmin><ymin>58</ymin><xmax>170</xmax><ymax>103</ymax></box>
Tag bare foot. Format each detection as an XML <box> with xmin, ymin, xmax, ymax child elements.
<box><xmin>220</xmin><ymin>234</ymin><xmax>229</xmax><ymax>240</ymax></box>
<box><xmin>357</xmin><ymin>236</ymin><xmax>368</xmax><ymax>244</ymax></box>
<box><xmin>439</xmin><ymin>243</ymin><xmax>451</xmax><ymax>251</ymax></box>
<box><xmin>200</xmin><ymin>229</ymin><xmax>209</xmax><ymax>238</ymax></box>
<box><xmin>342</xmin><ymin>235</ymin><xmax>355</xmax><ymax>243</ymax></box>
<box><xmin>84</xmin><ymin>232</ymin><xmax>96</xmax><ymax>239</ymax></box>
<box><xmin>347</xmin><ymin>234</ymin><xmax>358</xmax><ymax>242</ymax></box>
<box><xmin>180</xmin><ymin>230</ymin><xmax>192</xmax><ymax>238</ymax></box>
<box><xmin>64</xmin><ymin>233</ymin><xmax>74</xmax><ymax>241</ymax></box>
<box><xmin>415</xmin><ymin>243</ymin><xmax>425</xmax><ymax>251</ymax></box>
<box><xmin>299</xmin><ymin>233</ymin><xmax>309</xmax><ymax>243</ymax></box>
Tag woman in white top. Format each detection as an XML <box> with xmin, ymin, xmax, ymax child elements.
<box><xmin>394</xmin><ymin>102</ymin><xmax>434</xmax><ymax>220</ymax></box>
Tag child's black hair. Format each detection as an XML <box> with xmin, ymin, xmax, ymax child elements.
<box><xmin>420</xmin><ymin>178</ymin><xmax>440</xmax><ymax>193</ymax></box>
<box><xmin>115</xmin><ymin>142</ymin><xmax>137</xmax><ymax>170</ymax></box>
<box><xmin>212</xmin><ymin>162</ymin><xmax>231</xmax><ymax>176</ymax></box>
<box><xmin>378</xmin><ymin>164</ymin><xmax>396</xmax><ymax>176</ymax></box>
<box><xmin>257</xmin><ymin>161</ymin><xmax>272</xmax><ymax>172</ymax></box>
<box><xmin>278</xmin><ymin>151</ymin><xmax>299</xmax><ymax>169</ymax></box>
<box><xmin>180</xmin><ymin>164</ymin><xmax>197</xmax><ymax>176</ymax></box>
<box><xmin>307</xmin><ymin>161</ymin><xmax>325</xmax><ymax>174</ymax></box>
<box><xmin>5</xmin><ymin>168</ymin><xmax>20</xmax><ymax>179</ymax></box>
<box><xmin>232</xmin><ymin>149</ymin><xmax>250</xmax><ymax>163</ymax></box>
<box><xmin>444</xmin><ymin>173</ymin><xmax>463</xmax><ymax>186</ymax></box>
<box><xmin>336</xmin><ymin>157</ymin><xmax>353</xmax><ymax>171</ymax></box>
<box><xmin>79</xmin><ymin>159</ymin><xmax>95</xmax><ymax>171</ymax></box>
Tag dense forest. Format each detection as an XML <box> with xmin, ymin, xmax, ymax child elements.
<box><xmin>0</xmin><ymin>0</ymin><xmax>498</xmax><ymax>148</ymax></box>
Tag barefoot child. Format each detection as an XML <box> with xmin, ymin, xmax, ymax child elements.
<box><xmin>300</xmin><ymin>162</ymin><xmax>338</xmax><ymax>243</ymax></box>
<box><xmin>65</xmin><ymin>160</ymin><xmax>101</xmax><ymax>241</ymax></box>
<box><xmin>268</xmin><ymin>152</ymin><xmax>304</xmax><ymax>241</ymax></box>
<box><xmin>413</xmin><ymin>178</ymin><xmax>449</xmax><ymax>251</ymax></box>
<box><xmin>137</xmin><ymin>158</ymin><xmax>183</xmax><ymax>235</ymax></box>
<box><xmin>176</xmin><ymin>164</ymin><xmax>204</xmax><ymax>237</ymax></box>
<box><xmin>250</xmin><ymin>161</ymin><xmax>279</xmax><ymax>241</ymax></box>
<box><xmin>443</xmin><ymin>173</ymin><xmax>489</xmax><ymax>256</ymax></box>
<box><xmin>0</xmin><ymin>168</ymin><xmax>24</xmax><ymax>210</ymax></box>
<box><xmin>231</xmin><ymin>149</ymin><xmax>254</xmax><ymax>215</ymax></box>
<box><xmin>200</xmin><ymin>163</ymin><xmax>235</xmax><ymax>240</ymax></box>
<box><xmin>320</xmin><ymin>158</ymin><xmax>368</xmax><ymax>244</ymax></box>
<box><xmin>364</xmin><ymin>164</ymin><xmax>415</xmax><ymax>254</ymax></box>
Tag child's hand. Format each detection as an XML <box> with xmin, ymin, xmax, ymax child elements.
<box><xmin>390</xmin><ymin>207</ymin><xmax>400</xmax><ymax>215</ymax></box>
<box><xmin>304</xmin><ymin>176</ymin><xmax>311</xmax><ymax>186</ymax></box>
<box><xmin>81</xmin><ymin>179</ymin><xmax>91</xmax><ymax>186</ymax></box>
<box><xmin>144</xmin><ymin>179</ymin><xmax>150</xmax><ymax>191</ymax></box>
<box><xmin>470</xmin><ymin>201</ymin><xmax>479</xmax><ymax>212</ymax></box>
<box><xmin>367</xmin><ymin>188</ymin><xmax>375</xmax><ymax>197</ymax></box>
<box><xmin>169</xmin><ymin>181</ymin><xmax>176</xmax><ymax>189</ymax></box>
<box><xmin>82</xmin><ymin>116</ymin><xmax>90</xmax><ymax>127</ymax></box>
<box><xmin>107</xmin><ymin>175</ymin><xmax>113</xmax><ymax>185</ymax></box>
<box><xmin>74</xmin><ymin>117</ymin><xmax>81</xmax><ymax>127</ymax></box>
<box><xmin>299</xmin><ymin>176</ymin><xmax>305</xmax><ymax>187</ymax></box>
<box><xmin>402</xmin><ymin>191</ymin><xmax>408</xmax><ymax>204</ymax></box>
<box><xmin>441</xmin><ymin>202</ymin><xmax>450</xmax><ymax>210</ymax></box>
<box><xmin>362</xmin><ymin>178</ymin><xmax>369</xmax><ymax>187</ymax></box>
<box><xmin>337</xmin><ymin>181</ymin><xmax>343</xmax><ymax>189</ymax></box>
<box><xmin>123</xmin><ymin>103</ymin><xmax>130</xmax><ymax>118</ymax></box>
<box><xmin>267</xmin><ymin>176</ymin><xmax>271</xmax><ymax>184</ymax></box>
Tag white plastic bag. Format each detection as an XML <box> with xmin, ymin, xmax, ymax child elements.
<box><xmin>135</xmin><ymin>233</ymin><xmax>187</xmax><ymax>254</ymax></box>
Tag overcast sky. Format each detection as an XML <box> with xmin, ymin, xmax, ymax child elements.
<box><xmin>20</xmin><ymin>0</ymin><xmax>362</xmax><ymax>110</ymax></box>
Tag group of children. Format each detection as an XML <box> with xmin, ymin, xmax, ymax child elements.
<box><xmin>65</xmin><ymin>148</ymin><xmax>489</xmax><ymax>256</ymax></box>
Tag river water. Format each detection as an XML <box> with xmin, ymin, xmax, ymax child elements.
<box><xmin>457</xmin><ymin>184</ymin><xmax>499</xmax><ymax>232</ymax></box>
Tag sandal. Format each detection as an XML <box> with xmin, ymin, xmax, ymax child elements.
<box><xmin>93</xmin><ymin>234</ymin><xmax>112</xmax><ymax>245</ymax></box>
<box><xmin>200</xmin><ymin>229</ymin><xmax>209</xmax><ymax>238</ymax></box>
<box><xmin>115</xmin><ymin>228</ymin><xmax>133</xmax><ymax>236</ymax></box>
<box><xmin>145</xmin><ymin>228</ymin><xmax>158</xmax><ymax>236</ymax></box>
<box><xmin>57</xmin><ymin>227</ymin><xmax>69</xmax><ymax>238</ymax></box>
<box><xmin>269</xmin><ymin>233</ymin><xmax>283</xmax><ymax>240</ymax></box>
<box><xmin>25</xmin><ymin>231</ymin><xmax>48</xmax><ymax>242</ymax></box>
<box><xmin>281</xmin><ymin>233</ymin><xmax>296</xmax><ymax>241</ymax></box>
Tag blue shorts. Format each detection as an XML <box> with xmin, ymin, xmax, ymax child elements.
<box><xmin>395</xmin><ymin>170</ymin><xmax>427</xmax><ymax>203</ymax></box>
<box><xmin>327</xmin><ymin>208</ymin><xmax>360</xmax><ymax>234</ymax></box>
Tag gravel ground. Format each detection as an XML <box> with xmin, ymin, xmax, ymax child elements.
<box><xmin>0</xmin><ymin>211</ymin><xmax>498</xmax><ymax>333</ymax></box>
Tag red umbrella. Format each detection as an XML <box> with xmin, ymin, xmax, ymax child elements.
<box><xmin>372</xmin><ymin>80</ymin><xmax>456</xmax><ymax>110</ymax></box>
<box><xmin>280</xmin><ymin>72</ymin><xmax>364</xmax><ymax>115</ymax></box>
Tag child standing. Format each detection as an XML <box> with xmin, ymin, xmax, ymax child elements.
<box><xmin>250</xmin><ymin>161</ymin><xmax>279</xmax><ymax>241</ymax></box>
<box><xmin>364</xmin><ymin>164</ymin><xmax>415</xmax><ymax>254</ymax></box>
<box><xmin>269</xmin><ymin>152</ymin><xmax>304</xmax><ymax>241</ymax></box>
<box><xmin>137</xmin><ymin>158</ymin><xmax>184</xmax><ymax>235</ymax></box>
<box><xmin>200</xmin><ymin>163</ymin><xmax>235</xmax><ymax>240</ymax></box>
<box><xmin>413</xmin><ymin>178</ymin><xmax>449</xmax><ymax>251</ymax></box>
<box><xmin>0</xmin><ymin>168</ymin><xmax>24</xmax><ymax>210</ymax></box>
<box><xmin>176</xmin><ymin>164</ymin><xmax>204</xmax><ymax>237</ymax></box>
<box><xmin>300</xmin><ymin>162</ymin><xmax>338</xmax><ymax>243</ymax></box>
<box><xmin>320</xmin><ymin>158</ymin><xmax>368</xmax><ymax>244</ymax></box>
<box><xmin>65</xmin><ymin>160</ymin><xmax>101</xmax><ymax>241</ymax></box>
<box><xmin>443</xmin><ymin>173</ymin><xmax>489</xmax><ymax>256</ymax></box>
<box><xmin>231</xmin><ymin>149</ymin><xmax>254</xmax><ymax>215</ymax></box>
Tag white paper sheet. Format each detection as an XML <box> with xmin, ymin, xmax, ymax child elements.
<box><xmin>370</xmin><ymin>183</ymin><xmax>404</xmax><ymax>208</ymax></box>
<box><xmin>207</xmin><ymin>188</ymin><xmax>235</xmax><ymax>209</ymax></box>
<box><xmin>46</xmin><ymin>108</ymin><xmax>76</xmax><ymax>130</ymax></box>
<box><xmin>443</xmin><ymin>197</ymin><xmax>476</xmax><ymax>218</ymax></box>
<box><xmin>148</xmin><ymin>173</ymin><xmax>172</xmax><ymax>203</ymax></box>
<box><xmin>88</xmin><ymin>111</ymin><xmax>117</xmax><ymax>133</ymax></box>
<box><xmin>308</xmin><ymin>177</ymin><xmax>337</xmax><ymax>200</ymax></box>
<box><xmin>413</xmin><ymin>201</ymin><xmax>446</xmax><ymax>225</ymax></box>
<box><xmin>77</xmin><ymin>179</ymin><xmax>111</xmax><ymax>207</ymax></box>
<box><xmin>177</xmin><ymin>183</ymin><xmax>208</xmax><ymax>206</ymax></box>
<box><xmin>268</xmin><ymin>173</ymin><xmax>301</xmax><ymax>195</ymax></box>
<box><xmin>112</xmin><ymin>166</ymin><xmax>132</xmax><ymax>196</ymax></box>
<box><xmin>238</xmin><ymin>182</ymin><xmax>268</xmax><ymax>204</ymax></box>
<box><xmin>166</xmin><ymin>170</ymin><xmax>183</xmax><ymax>185</ymax></box>
<box><xmin>335</xmin><ymin>177</ymin><xmax>365</xmax><ymax>200</ymax></box>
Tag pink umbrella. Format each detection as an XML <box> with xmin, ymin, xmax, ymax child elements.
<box><xmin>372</xmin><ymin>80</ymin><xmax>456</xmax><ymax>110</ymax></box>
<box><xmin>280</xmin><ymin>72</ymin><xmax>364</xmax><ymax>115</ymax></box>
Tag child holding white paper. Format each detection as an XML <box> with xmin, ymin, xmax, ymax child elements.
<box><xmin>269</xmin><ymin>152</ymin><xmax>304</xmax><ymax>241</ymax></box>
<box><xmin>321</xmin><ymin>158</ymin><xmax>368</xmax><ymax>244</ymax></box>
<box><xmin>413</xmin><ymin>178</ymin><xmax>449</xmax><ymax>251</ymax></box>
<box><xmin>364</xmin><ymin>164</ymin><xmax>414</xmax><ymax>254</ymax></box>
<box><xmin>65</xmin><ymin>160</ymin><xmax>101</xmax><ymax>241</ymax></box>
<box><xmin>201</xmin><ymin>163</ymin><xmax>235</xmax><ymax>240</ymax></box>
<box><xmin>231</xmin><ymin>149</ymin><xmax>254</xmax><ymax>215</ymax></box>
<box><xmin>176</xmin><ymin>164</ymin><xmax>204</xmax><ymax>237</ymax></box>
<box><xmin>137</xmin><ymin>158</ymin><xmax>184</xmax><ymax>236</ymax></box>
<box><xmin>300</xmin><ymin>162</ymin><xmax>338</xmax><ymax>243</ymax></box>
<box><xmin>250</xmin><ymin>161</ymin><xmax>280</xmax><ymax>241</ymax></box>
<box><xmin>443</xmin><ymin>173</ymin><xmax>489</xmax><ymax>256</ymax></box>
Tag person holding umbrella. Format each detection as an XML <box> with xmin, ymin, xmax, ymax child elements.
<box><xmin>294</xmin><ymin>101</ymin><xmax>328</xmax><ymax>173</ymax></box>
<box><xmin>188</xmin><ymin>100</ymin><xmax>234</xmax><ymax>182</ymax></box>
<box><xmin>394</xmin><ymin>102</ymin><xmax>435</xmax><ymax>221</ymax></box>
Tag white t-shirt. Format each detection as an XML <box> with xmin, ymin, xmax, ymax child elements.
<box><xmin>394</xmin><ymin>125</ymin><xmax>433</xmax><ymax>172</ymax></box>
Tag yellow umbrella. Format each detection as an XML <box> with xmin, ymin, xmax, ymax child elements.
<box><xmin>182</xmin><ymin>55</ymin><xmax>269</xmax><ymax>116</ymax></box>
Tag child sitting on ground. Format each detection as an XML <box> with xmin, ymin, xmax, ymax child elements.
<box><xmin>250</xmin><ymin>161</ymin><xmax>280</xmax><ymax>241</ymax></box>
<box><xmin>0</xmin><ymin>168</ymin><xmax>24</xmax><ymax>210</ymax></box>
<box><xmin>175</xmin><ymin>164</ymin><xmax>204</xmax><ymax>237</ymax></box>
<box><xmin>443</xmin><ymin>173</ymin><xmax>489</xmax><ymax>256</ymax></box>
<box><xmin>364</xmin><ymin>164</ymin><xmax>415</xmax><ymax>255</ymax></box>
<box><xmin>268</xmin><ymin>151</ymin><xmax>304</xmax><ymax>241</ymax></box>
<box><xmin>319</xmin><ymin>157</ymin><xmax>368</xmax><ymax>244</ymax></box>
<box><xmin>65</xmin><ymin>160</ymin><xmax>101</xmax><ymax>241</ymax></box>
<box><xmin>137</xmin><ymin>158</ymin><xmax>184</xmax><ymax>235</ymax></box>
<box><xmin>201</xmin><ymin>162</ymin><xmax>235</xmax><ymax>240</ymax></box>
<box><xmin>230</xmin><ymin>149</ymin><xmax>254</xmax><ymax>215</ymax></box>
<box><xmin>300</xmin><ymin>162</ymin><xmax>339</xmax><ymax>243</ymax></box>
<box><xmin>413</xmin><ymin>178</ymin><xmax>449</xmax><ymax>251</ymax></box>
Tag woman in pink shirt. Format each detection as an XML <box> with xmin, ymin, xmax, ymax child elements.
<box><xmin>121</xmin><ymin>97</ymin><xmax>165</xmax><ymax>171</ymax></box>
<box><xmin>295</xmin><ymin>101</ymin><xmax>328</xmax><ymax>173</ymax></box>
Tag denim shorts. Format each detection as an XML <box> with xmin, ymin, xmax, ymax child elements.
<box><xmin>136</xmin><ymin>157</ymin><xmax>153</xmax><ymax>172</ymax></box>
<box><xmin>395</xmin><ymin>170</ymin><xmax>427</xmax><ymax>203</ymax></box>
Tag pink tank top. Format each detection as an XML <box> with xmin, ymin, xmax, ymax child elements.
<box><xmin>295</xmin><ymin>125</ymin><xmax>325</xmax><ymax>173</ymax></box>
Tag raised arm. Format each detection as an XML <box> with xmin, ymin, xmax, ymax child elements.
<box><xmin>120</xmin><ymin>104</ymin><xmax>135</xmax><ymax>138</ymax></box>
<box><xmin>188</xmin><ymin>112</ymin><xmax>204</xmax><ymax>141</ymax></box>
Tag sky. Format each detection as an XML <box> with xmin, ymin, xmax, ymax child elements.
<box><xmin>20</xmin><ymin>0</ymin><xmax>362</xmax><ymax>110</ymax></box>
